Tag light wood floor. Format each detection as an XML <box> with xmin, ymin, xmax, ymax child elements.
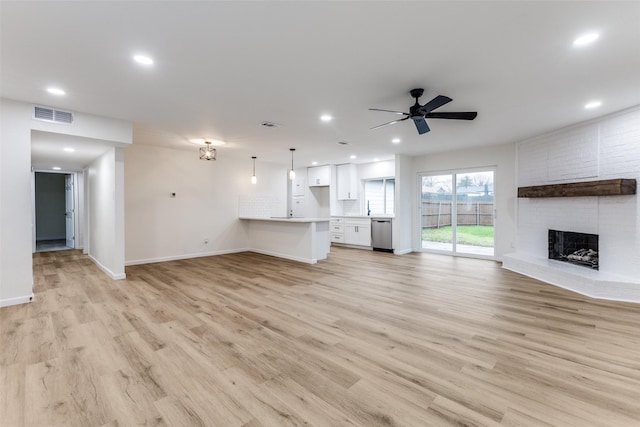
<box><xmin>2</xmin><ymin>248</ymin><xmax>640</xmax><ymax>426</ymax></box>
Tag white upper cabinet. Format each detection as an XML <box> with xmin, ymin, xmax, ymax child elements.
<box><xmin>337</xmin><ymin>164</ymin><xmax>358</xmax><ymax>200</ymax></box>
<box><xmin>307</xmin><ymin>165</ymin><xmax>330</xmax><ymax>187</ymax></box>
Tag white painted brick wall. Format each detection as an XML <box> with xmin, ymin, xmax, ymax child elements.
<box><xmin>515</xmin><ymin>107</ymin><xmax>640</xmax><ymax>282</ymax></box>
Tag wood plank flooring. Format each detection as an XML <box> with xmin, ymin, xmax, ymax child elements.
<box><xmin>2</xmin><ymin>247</ymin><xmax>640</xmax><ymax>426</ymax></box>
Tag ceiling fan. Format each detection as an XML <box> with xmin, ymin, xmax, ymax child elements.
<box><xmin>369</xmin><ymin>88</ymin><xmax>477</xmax><ymax>135</ymax></box>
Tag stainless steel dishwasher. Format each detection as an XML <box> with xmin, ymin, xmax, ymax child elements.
<box><xmin>371</xmin><ymin>218</ymin><xmax>393</xmax><ymax>252</ymax></box>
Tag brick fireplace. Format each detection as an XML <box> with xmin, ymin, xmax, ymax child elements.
<box><xmin>503</xmin><ymin>107</ymin><xmax>640</xmax><ymax>303</ymax></box>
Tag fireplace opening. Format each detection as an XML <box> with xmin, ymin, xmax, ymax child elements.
<box><xmin>548</xmin><ymin>230</ymin><xmax>599</xmax><ymax>270</ymax></box>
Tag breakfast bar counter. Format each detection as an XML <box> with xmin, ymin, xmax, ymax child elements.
<box><xmin>239</xmin><ymin>217</ymin><xmax>330</xmax><ymax>264</ymax></box>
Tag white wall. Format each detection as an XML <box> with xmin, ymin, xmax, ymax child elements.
<box><xmin>124</xmin><ymin>144</ymin><xmax>287</xmax><ymax>265</ymax></box>
<box><xmin>411</xmin><ymin>142</ymin><xmax>517</xmax><ymax>259</ymax></box>
<box><xmin>0</xmin><ymin>99</ymin><xmax>34</xmax><ymax>306</ymax></box>
<box><xmin>514</xmin><ymin>107</ymin><xmax>640</xmax><ymax>282</ymax></box>
<box><xmin>394</xmin><ymin>154</ymin><xmax>413</xmax><ymax>254</ymax></box>
<box><xmin>86</xmin><ymin>148</ymin><xmax>125</xmax><ymax>279</ymax></box>
<box><xmin>0</xmin><ymin>98</ymin><xmax>132</xmax><ymax>307</ymax></box>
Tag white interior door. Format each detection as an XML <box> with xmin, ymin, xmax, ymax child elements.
<box><xmin>65</xmin><ymin>174</ymin><xmax>74</xmax><ymax>248</ymax></box>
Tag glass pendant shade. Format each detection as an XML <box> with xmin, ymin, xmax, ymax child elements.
<box><xmin>251</xmin><ymin>156</ymin><xmax>257</xmax><ymax>184</ymax></box>
<box><xmin>199</xmin><ymin>141</ymin><xmax>217</xmax><ymax>161</ymax></box>
<box><xmin>289</xmin><ymin>148</ymin><xmax>296</xmax><ymax>180</ymax></box>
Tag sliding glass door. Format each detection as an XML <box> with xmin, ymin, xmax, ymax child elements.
<box><xmin>420</xmin><ymin>169</ymin><xmax>495</xmax><ymax>258</ymax></box>
<box><xmin>420</xmin><ymin>174</ymin><xmax>454</xmax><ymax>252</ymax></box>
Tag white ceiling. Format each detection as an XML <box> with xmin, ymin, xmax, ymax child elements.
<box><xmin>2</xmin><ymin>1</ymin><xmax>640</xmax><ymax>168</ymax></box>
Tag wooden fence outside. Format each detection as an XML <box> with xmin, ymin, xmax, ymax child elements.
<box><xmin>422</xmin><ymin>201</ymin><xmax>494</xmax><ymax>228</ymax></box>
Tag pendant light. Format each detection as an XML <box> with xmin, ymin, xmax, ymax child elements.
<box><xmin>199</xmin><ymin>141</ymin><xmax>217</xmax><ymax>161</ymax></box>
<box><xmin>289</xmin><ymin>148</ymin><xmax>296</xmax><ymax>180</ymax></box>
<box><xmin>251</xmin><ymin>156</ymin><xmax>257</xmax><ymax>184</ymax></box>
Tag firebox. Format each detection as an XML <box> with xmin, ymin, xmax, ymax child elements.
<box><xmin>548</xmin><ymin>230</ymin><xmax>599</xmax><ymax>270</ymax></box>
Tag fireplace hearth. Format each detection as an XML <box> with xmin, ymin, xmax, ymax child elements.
<box><xmin>548</xmin><ymin>230</ymin><xmax>599</xmax><ymax>270</ymax></box>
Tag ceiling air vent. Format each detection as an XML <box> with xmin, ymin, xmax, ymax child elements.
<box><xmin>33</xmin><ymin>105</ymin><xmax>74</xmax><ymax>124</ymax></box>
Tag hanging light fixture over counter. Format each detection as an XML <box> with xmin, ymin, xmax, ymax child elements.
<box><xmin>199</xmin><ymin>141</ymin><xmax>217</xmax><ymax>161</ymax></box>
<box><xmin>251</xmin><ymin>156</ymin><xmax>257</xmax><ymax>184</ymax></box>
<box><xmin>289</xmin><ymin>148</ymin><xmax>296</xmax><ymax>180</ymax></box>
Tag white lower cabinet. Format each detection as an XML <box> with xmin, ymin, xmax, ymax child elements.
<box><xmin>330</xmin><ymin>217</ymin><xmax>344</xmax><ymax>243</ymax></box>
<box><xmin>331</xmin><ymin>217</ymin><xmax>371</xmax><ymax>247</ymax></box>
<box><xmin>345</xmin><ymin>219</ymin><xmax>371</xmax><ymax>247</ymax></box>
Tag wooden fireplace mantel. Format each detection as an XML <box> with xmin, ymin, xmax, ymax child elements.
<box><xmin>518</xmin><ymin>178</ymin><xmax>636</xmax><ymax>198</ymax></box>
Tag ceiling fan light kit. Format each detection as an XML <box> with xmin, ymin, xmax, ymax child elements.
<box><xmin>369</xmin><ymin>88</ymin><xmax>477</xmax><ymax>135</ymax></box>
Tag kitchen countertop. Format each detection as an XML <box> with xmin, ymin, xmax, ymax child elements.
<box><xmin>239</xmin><ymin>217</ymin><xmax>330</xmax><ymax>223</ymax></box>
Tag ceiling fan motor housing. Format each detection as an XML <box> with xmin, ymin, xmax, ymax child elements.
<box><xmin>410</xmin><ymin>88</ymin><xmax>424</xmax><ymax>99</ymax></box>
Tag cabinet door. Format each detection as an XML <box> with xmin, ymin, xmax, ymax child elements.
<box><xmin>337</xmin><ymin>164</ymin><xmax>357</xmax><ymax>200</ymax></box>
<box><xmin>352</xmin><ymin>225</ymin><xmax>371</xmax><ymax>246</ymax></box>
<box><xmin>345</xmin><ymin>223</ymin><xmax>371</xmax><ymax>246</ymax></box>
<box><xmin>308</xmin><ymin>165</ymin><xmax>330</xmax><ymax>187</ymax></box>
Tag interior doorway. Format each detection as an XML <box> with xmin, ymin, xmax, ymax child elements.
<box><xmin>34</xmin><ymin>171</ymin><xmax>75</xmax><ymax>252</ymax></box>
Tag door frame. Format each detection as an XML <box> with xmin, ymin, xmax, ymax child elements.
<box><xmin>32</xmin><ymin>169</ymin><xmax>82</xmax><ymax>252</ymax></box>
<box><xmin>417</xmin><ymin>166</ymin><xmax>497</xmax><ymax>260</ymax></box>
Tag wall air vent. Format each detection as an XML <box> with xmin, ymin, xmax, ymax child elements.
<box><xmin>33</xmin><ymin>105</ymin><xmax>74</xmax><ymax>124</ymax></box>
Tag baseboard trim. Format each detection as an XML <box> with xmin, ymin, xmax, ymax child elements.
<box><xmin>88</xmin><ymin>255</ymin><xmax>126</xmax><ymax>280</ymax></box>
<box><xmin>0</xmin><ymin>293</ymin><xmax>34</xmax><ymax>308</ymax></box>
<box><xmin>125</xmin><ymin>248</ymin><xmax>249</xmax><ymax>266</ymax></box>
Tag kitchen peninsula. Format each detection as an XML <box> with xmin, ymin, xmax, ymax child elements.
<box><xmin>239</xmin><ymin>217</ymin><xmax>330</xmax><ymax>264</ymax></box>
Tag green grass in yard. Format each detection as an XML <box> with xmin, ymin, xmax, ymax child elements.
<box><xmin>422</xmin><ymin>225</ymin><xmax>494</xmax><ymax>247</ymax></box>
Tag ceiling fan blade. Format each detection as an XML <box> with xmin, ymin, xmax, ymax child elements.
<box><xmin>370</xmin><ymin>116</ymin><xmax>410</xmax><ymax>130</ymax></box>
<box><xmin>425</xmin><ymin>111</ymin><xmax>478</xmax><ymax>120</ymax></box>
<box><xmin>420</xmin><ymin>95</ymin><xmax>452</xmax><ymax>113</ymax></box>
<box><xmin>369</xmin><ymin>108</ymin><xmax>410</xmax><ymax>116</ymax></box>
<box><xmin>414</xmin><ymin>117</ymin><xmax>430</xmax><ymax>135</ymax></box>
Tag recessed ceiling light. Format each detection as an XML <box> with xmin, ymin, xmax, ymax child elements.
<box><xmin>311</xmin><ymin>161</ymin><xmax>318</xmax><ymax>165</ymax></box>
<box><xmin>374</xmin><ymin>158</ymin><xmax>380</xmax><ymax>161</ymax></box>
<box><xmin>63</xmin><ymin>147</ymin><xmax>75</xmax><ymax>152</ymax></box>
<box><xmin>133</xmin><ymin>54</ymin><xmax>154</xmax><ymax>65</ymax></box>
<box><xmin>47</xmin><ymin>87</ymin><xmax>65</xmax><ymax>96</ymax></box>
<box><xmin>337</xmin><ymin>141</ymin><xmax>351</xmax><ymax>146</ymax></box>
<box><xmin>52</xmin><ymin>166</ymin><xmax>61</xmax><ymax>170</ymax></box>
<box><xmin>350</xmin><ymin>155</ymin><xmax>357</xmax><ymax>159</ymax></box>
<box><xmin>391</xmin><ymin>138</ymin><xmax>401</xmax><ymax>144</ymax></box>
<box><xmin>320</xmin><ymin>115</ymin><xmax>333</xmax><ymax>122</ymax></box>
<box><xmin>584</xmin><ymin>101</ymin><xmax>602</xmax><ymax>109</ymax></box>
<box><xmin>573</xmin><ymin>33</ymin><xmax>599</xmax><ymax>47</ymax></box>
